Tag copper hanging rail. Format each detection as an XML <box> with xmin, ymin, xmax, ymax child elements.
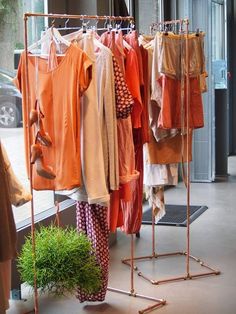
<box><xmin>122</xmin><ymin>18</ymin><xmax>220</xmax><ymax>285</ymax></box>
<box><xmin>24</xmin><ymin>12</ymin><xmax>134</xmax><ymax>21</ymax></box>
<box><xmin>23</xmin><ymin>12</ymin><xmax>166</xmax><ymax>314</ymax></box>
<box><xmin>153</xmin><ymin>18</ymin><xmax>189</xmax><ymax>25</ymax></box>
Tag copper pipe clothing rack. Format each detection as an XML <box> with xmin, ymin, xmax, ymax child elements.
<box><xmin>122</xmin><ymin>18</ymin><xmax>220</xmax><ymax>285</ymax></box>
<box><xmin>23</xmin><ymin>12</ymin><xmax>166</xmax><ymax>314</ymax></box>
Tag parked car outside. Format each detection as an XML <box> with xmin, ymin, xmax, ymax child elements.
<box><xmin>0</xmin><ymin>68</ymin><xmax>22</xmax><ymax>128</ymax></box>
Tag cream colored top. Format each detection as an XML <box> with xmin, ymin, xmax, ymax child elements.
<box><xmin>57</xmin><ymin>32</ymin><xmax>119</xmax><ymax>204</ymax></box>
<box><xmin>96</xmin><ymin>43</ymin><xmax>119</xmax><ymax>191</ymax></box>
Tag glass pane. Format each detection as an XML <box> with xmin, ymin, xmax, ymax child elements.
<box><xmin>0</xmin><ymin>72</ymin><xmax>14</xmax><ymax>84</ymax></box>
<box><xmin>212</xmin><ymin>1</ymin><xmax>227</xmax><ymax>89</ymax></box>
<box><xmin>136</xmin><ymin>0</ymin><xmax>160</xmax><ymax>34</ymax></box>
<box><xmin>0</xmin><ymin>1</ymin><xmax>54</xmax><ymax>224</ymax></box>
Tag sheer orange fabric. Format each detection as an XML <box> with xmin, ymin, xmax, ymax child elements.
<box><xmin>14</xmin><ymin>44</ymin><xmax>92</xmax><ymax>190</ymax></box>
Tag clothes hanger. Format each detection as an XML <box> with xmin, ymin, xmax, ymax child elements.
<box><xmin>62</xmin><ymin>17</ymin><xmax>106</xmax><ymax>53</ymax></box>
<box><xmin>89</xmin><ymin>18</ymin><xmax>107</xmax><ymax>50</ymax></box>
<box><xmin>91</xmin><ymin>31</ymin><xmax>107</xmax><ymax>51</ymax></box>
<box><xmin>109</xmin><ymin>20</ymin><xmax>132</xmax><ymax>52</ymax></box>
<box><xmin>28</xmin><ymin>21</ymin><xmax>70</xmax><ymax>53</ymax></box>
<box><xmin>128</xmin><ymin>20</ymin><xmax>135</xmax><ymax>33</ymax></box>
<box><xmin>51</xmin><ymin>27</ymin><xmax>71</xmax><ymax>46</ymax></box>
<box><xmin>63</xmin><ymin>16</ymin><xmax>93</xmax><ymax>41</ymax></box>
<box><xmin>107</xmin><ymin>17</ymin><xmax>113</xmax><ymax>34</ymax></box>
<box><xmin>56</xmin><ymin>18</ymin><xmax>81</xmax><ymax>31</ymax></box>
<box><xmin>63</xmin><ymin>29</ymin><xmax>82</xmax><ymax>41</ymax></box>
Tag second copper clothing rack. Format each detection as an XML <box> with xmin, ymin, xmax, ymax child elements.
<box><xmin>23</xmin><ymin>12</ymin><xmax>166</xmax><ymax>314</ymax></box>
<box><xmin>122</xmin><ymin>18</ymin><xmax>220</xmax><ymax>285</ymax></box>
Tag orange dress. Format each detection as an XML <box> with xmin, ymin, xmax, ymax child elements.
<box><xmin>125</xmin><ymin>30</ymin><xmax>144</xmax><ymax>86</ymax></box>
<box><xmin>125</xmin><ymin>47</ymin><xmax>143</xmax><ymax>129</ymax></box>
<box><xmin>123</xmin><ymin>39</ymin><xmax>144</xmax><ymax>234</ymax></box>
<box><xmin>14</xmin><ymin>44</ymin><xmax>92</xmax><ymax>190</ymax></box>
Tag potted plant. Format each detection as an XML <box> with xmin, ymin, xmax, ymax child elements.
<box><xmin>17</xmin><ymin>225</ymin><xmax>102</xmax><ymax>296</ymax></box>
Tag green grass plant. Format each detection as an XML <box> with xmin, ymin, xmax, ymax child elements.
<box><xmin>17</xmin><ymin>225</ymin><xmax>102</xmax><ymax>297</ymax></box>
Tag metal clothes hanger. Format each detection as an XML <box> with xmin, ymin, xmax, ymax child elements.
<box><xmin>28</xmin><ymin>19</ymin><xmax>70</xmax><ymax>52</ymax></box>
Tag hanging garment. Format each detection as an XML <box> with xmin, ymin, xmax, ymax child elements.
<box><xmin>118</xmin><ymin>31</ymin><xmax>143</xmax><ymax>129</ymax></box>
<box><xmin>113</xmin><ymin>58</ymin><xmax>134</xmax><ymax>119</ymax></box>
<box><xmin>143</xmin><ymin>160</ymin><xmax>178</xmax><ymax>187</ymax></box>
<box><xmin>56</xmin><ymin>32</ymin><xmax>119</xmax><ymax>202</ymax></box>
<box><xmin>76</xmin><ymin>202</ymin><xmax>109</xmax><ymax>302</ymax></box>
<box><xmin>145</xmin><ymin>35</ymin><xmax>178</xmax><ymax>141</ymax></box>
<box><xmin>139</xmin><ymin>45</ymin><xmax>150</xmax><ymax>144</ymax></box>
<box><xmin>100</xmin><ymin>31</ymin><xmax>125</xmax><ymax>75</ymax></box>
<box><xmin>120</xmin><ymin>35</ymin><xmax>151</xmax><ymax>234</ymax></box>
<box><xmin>152</xmin><ymin>32</ymin><xmax>205</xmax><ymax>129</ymax></box>
<box><xmin>0</xmin><ymin>144</ymin><xmax>17</xmax><ymax>263</ymax></box>
<box><xmin>81</xmin><ymin>33</ymin><xmax>119</xmax><ymax>193</ymax></box>
<box><xmin>145</xmin><ymin>128</ymin><xmax>192</xmax><ymax>165</ymax></box>
<box><xmin>47</xmin><ymin>40</ymin><xmax>58</xmax><ymax>71</ymax></box>
<box><xmin>125</xmin><ymin>56</ymin><xmax>143</xmax><ymax>126</ymax></box>
<box><xmin>120</xmin><ymin>44</ymin><xmax>152</xmax><ymax>233</ymax></box>
<box><xmin>56</xmin><ymin>33</ymin><xmax>110</xmax><ymax>204</ymax></box>
<box><xmin>95</xmin><ymin>47</ymin><xmax>119</xmax><ymax>191</ymax></box>
<box><xmin>1</xmin><ymin>142</ymin><xmax>31</xmax><ymax>207</ymax></box>
<box><xmin>14</xmin><ymin>44</ymin><xmax>92</xmax><ymax>191</ymax></box>
<box><xmin>130</xmin><ymin>128</ymin><xmax>144</xmax><ymax>233</ymax></box>
<box><xmin>111</xmin><ymin>85</ymin><xmax>139</xmax><ymax>233</ymax></box>
<box><xmin>156</xmin><ymin>32</ymin><xmax>206</xmax><ymax>79</ymax></box>
<box><xmin>157</xmin><ymin>75</ymin><xmax>204</xmax><ymax>129</ymax></box>
<box><xmin>100</xmin><ymin>32</ymin><xmax>138</xmax><ymax>189</ymax></box>
<box><xmin>147</xmin><ymin>48</ymin><xmax>193</xmax><ymax>159</ymax></box>
<box><xmin>140</xmin><ymin>35</ymin><xmax>176</xmax><ymax>142</ymax></box>
<box><xmin>143</xmin><ymin>36</ymin><xmax>193</xmax><ymax>164</ymax></box>
<box><xmin>140</xmin><ymin>34</ymin><xmax>178</xmax><ymax>222</ymax></box>
<box><xmin>145</xmin><ymin>186</ymin><xmax>165</xmax><ymax>223</ymax></box>
<box><xmin>100</xmin><ymin>30</ymin><xmax>140</xmax><ymax>233</ymax></box>
<box><xmin>0</xmin><ymin>260</ymin><xmax>11</xmax><ymax>313</ymax></box>
<box><xmin>125</xmin><ymin>30</ymin><xmax>144</xmax><ymax>87</ymax></box>
<box><xmin>76</xmin><ymin>34</ymin><xmax>110</xmax><ymax>202</ymax></box>
<box><xmin>0</xmin><ymin>144</ymin><xmax>17</xmax><ymax>313</ymax></box>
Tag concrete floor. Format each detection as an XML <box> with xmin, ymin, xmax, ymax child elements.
<box><xmin>7</xmin><ymin>156</ymin><xmax>236</xmax><ymax>314</ymax></box>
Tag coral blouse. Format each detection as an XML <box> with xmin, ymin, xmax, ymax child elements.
<box><xmin>14</xmin><ymin>44</ymin><xmax>92</xmax><ymax>190</ymax></box>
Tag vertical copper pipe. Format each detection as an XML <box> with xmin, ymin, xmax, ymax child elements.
<box><xmin>185</xmin><ymin>20</ymin><xmax>190</xmax><ymax>278</ymax></box>
<box><xmin>152</xmin><ymin>206</ymin><xmax>155</xmax><ymax>257</ymax></box>
<box><xmin>24</xmin><ymin>14</ymin><xmax>39</xmax><ymax>313</ymax></box>
<box><xmin>130</xmin><ymin>234</ymin><xmax>134</xmax><ymax>293</ymax></box>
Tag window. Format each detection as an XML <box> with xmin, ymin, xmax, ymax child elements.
<box><xmin>0</xmin><ymin>0</ymin><xmax>54</xmax><ymax>225</ymax></box>
<box><xmin>212</xmin><ymin>0</ymin><xmax>227</xmax><ymax>89</ymax></box>
<box><xmin>0</xmin><ymin>72</ymin><xmax>14</xmax><ymax>84</ymax></box>
<box><xmin>135</xmin><ymin>0</ymin><xmax>161</xmax><ymax>34</ymax></box>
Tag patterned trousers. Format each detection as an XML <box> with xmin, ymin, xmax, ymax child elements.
<box><xmin>76</xmin><ymin>201</ymin><xmax>109</xmax><ymax>302</ymax></box>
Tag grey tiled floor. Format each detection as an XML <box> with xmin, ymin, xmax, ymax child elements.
<box><xmin>6</xmin><ymin>156</ymin><xmax>236</xmax><ymax>313</ymax></box>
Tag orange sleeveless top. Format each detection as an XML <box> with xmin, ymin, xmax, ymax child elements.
<box><xmin>14</xmin><ymin>44</ymin><xmax>92</xmax><ymax>190</ymax></box>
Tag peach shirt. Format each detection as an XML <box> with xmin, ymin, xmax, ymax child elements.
<box><xmin>14</xmin><ymin>44</ymin><xmax>92</xmax><ymax>190</ymax></box>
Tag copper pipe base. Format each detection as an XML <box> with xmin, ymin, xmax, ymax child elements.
<box><xmin>122</xmin><ymin>251</ymin><xmax>220</xmax><ymax>285</ymax></box>
<box><xmin>107</xmin><ymin>287</ymin><xmax>166</xmax><ymax>314</ymax></box>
